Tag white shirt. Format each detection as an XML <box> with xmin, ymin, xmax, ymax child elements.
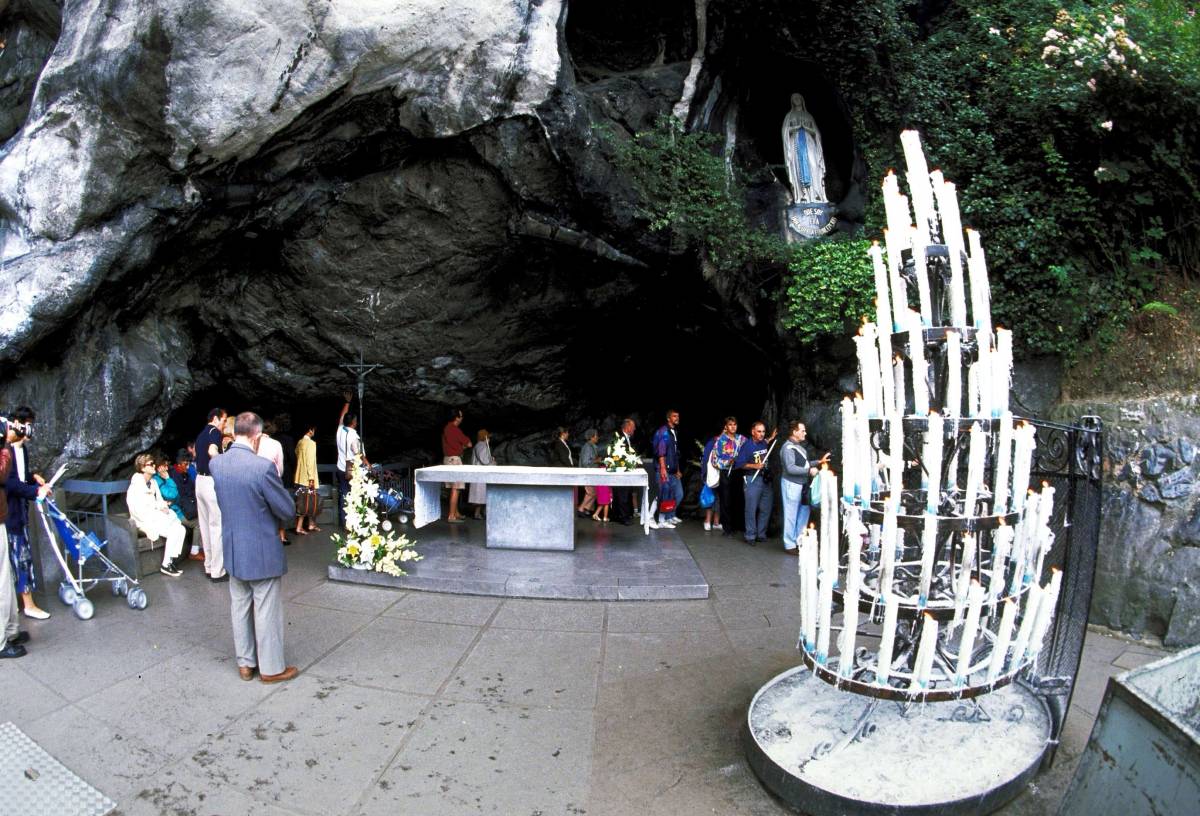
<box><xmin>336</xmin><ymin>425</ymin><xmax>361</xmax><ymax>471</ymax></box>
<box><xmin>14</xmin><ymin>445</ymin><xmax>26</xmax><ymax>481</ymax></box>
<box><xmin>256</xmin><ymin>434</ymin><xmax>284</xmax><ymax>477</ymax></box>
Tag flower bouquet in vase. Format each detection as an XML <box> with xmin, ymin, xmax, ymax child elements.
<box><xmin>333</xmin><ymin>458</ymin><xmax>421</xmax><ymax>576</ymax></box>
<box><xmin>603</xmin><ymin>435</ymin><xmax>643</xmax><ymax>473</ymax></box>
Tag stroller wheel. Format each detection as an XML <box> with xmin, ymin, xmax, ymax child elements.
<box><xmin>59</xmin><ymin>583</ymin><xmax>77</xmax><ymax>606</ymax></box>
<box><xmin>112</xmin><ymin>578</ymin><xmax>127</xmax><ymax>597</ymax></box>
<box><xmin>127</xmin><ymin>588</ymin><xmax>149</xmax><ymax>610</ymax></box>
<box><xmin>72</xmin><ymin>597</ymin><xmax>95</xmax><ymax>621</ymax></box>
<box><xmin>398</xmin><ymin>515</ymin><xmax>409</xmax><ymax>525</ymax></box>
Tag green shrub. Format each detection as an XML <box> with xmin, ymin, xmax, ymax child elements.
<box><xmin>782</xmin><ymin>239</ymin><xmax>875</xmax><ymax>344</ymax></box>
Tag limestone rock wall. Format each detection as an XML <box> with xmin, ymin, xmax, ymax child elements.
<box><xmin>1053</xmin><ymin>395</ymin><xmax>1200</xmax><ymax>647</ymax></box>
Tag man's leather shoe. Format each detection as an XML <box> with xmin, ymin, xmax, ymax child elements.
<box><xmin>210</xmin><ymin>574</ymin><xmax>229</xmax><ymax>583</ymax></box>
<box><xmin>260</xmin><ymin>666</ymin><xmax>299</xmax><ymax>684</ymax></box>
<box><xmin>238</xmin><ymin>666</ymin><xmax>257</xmax><ymax>681</ymax></box>
<box><xmin>7</xmin><ymin>631</ymin><xmax>30</xmax><ymax>645</ymax></box>
<box><xmin>188</xmin><ymin>552</ymin><xmax>205</xmax><ymax>561</ymax></box>
<box><xmin>0</xmin><ymin>642</ymin><xmax>27</xmax><ymax>658</ymax></box>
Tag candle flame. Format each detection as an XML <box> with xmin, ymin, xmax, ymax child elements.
<box><xmin>1042</xmin><ymin>481</ymin><xmax>1051</xmax><ymax>489</ymax></box>
<box><xmin>997</xmin><ymin>517</ymin><xmax>1007</xmax><ymax>527</ymax></box>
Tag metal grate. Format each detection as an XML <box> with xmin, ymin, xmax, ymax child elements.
<box><xmin>0</xmin><ymin>721</ymin><xmax>115</xmax><ymax>816</ymax></box>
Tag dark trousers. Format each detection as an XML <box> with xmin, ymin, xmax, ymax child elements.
<box><xmin>336</xmin><ymin>471</ymin><xmax>350</xmax><ymax>528</ymax></box>
<box><xmin>612</xmin><ymin>487</ymin><xmax>636</xmax><ymax>523</ymax></box>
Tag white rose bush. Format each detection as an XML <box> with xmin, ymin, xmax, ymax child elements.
<box><xmin>333</xmin><ymin>462</ymin><xmax>421</xmax><ymax>576</ymax></box>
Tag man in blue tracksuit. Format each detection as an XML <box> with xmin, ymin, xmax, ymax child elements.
<box><xmin>651</xmin><ymin>410</ymin><xmax>683</xmax><ymax>528</ymax></box>
<box><xmin>736</xmin><ymin>421</ymin><xmax>777</xmax><ymax>545</ymax></box>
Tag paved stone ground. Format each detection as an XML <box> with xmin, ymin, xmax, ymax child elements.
<box><xmin>2</xmin><ymin>522</ymin><xmax>1169</xmax><ymax>815</ymax></box>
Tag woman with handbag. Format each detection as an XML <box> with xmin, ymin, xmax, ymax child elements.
<box><xmin>699</xmin><ymin>433</ymin><xmax>722</xmax><ymax>532</ymax></box>
<box><xmin>293</xmin><ymin>425</ymin><xmax>320</xmax><ymax>535</ymax></box>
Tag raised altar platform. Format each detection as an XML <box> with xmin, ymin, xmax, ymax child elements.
<box><xmin>329</xmin><ymin>517</ymin><xmax>708</xmax><ymax>601</ymax></box>
<box><xmin>414</xmin><ymin>464</ymin><xmax>649</xmax><ymax>550</ymax></box>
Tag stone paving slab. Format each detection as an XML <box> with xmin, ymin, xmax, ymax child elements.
<box><xmin>330</xmin><ymin>518</ymin><xmax>709</xmax><ymax>601</ymax></box>
<box><xmin>1</xmin><ymin>521</ymin><xmax>1174</xmax><ymax>815</ymax></box>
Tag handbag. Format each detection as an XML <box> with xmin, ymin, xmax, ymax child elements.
<box><xmin>808</xmin><ymin>471</ymin><xmax>822</xmax><ymax>507</ymax></box>
<box><xmin>699</xmin><ymin>483</ymin><xmax>715</xmax><ymax>509</ymax></box>
<box><xmin>704</xmin><ymin>451</ymin><xmax>720</xmax><ymax>488</ymax></box>
<box><xmin>294</xmin><ymin>480</ymin><xmax>321</xmax><ymax>517</ymax></box>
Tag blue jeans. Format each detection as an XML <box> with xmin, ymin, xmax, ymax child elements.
<box><xmin>337</xmin><ymin>471</ymin><xmax>350</xmax><ymax>529</ymax></box>
<box><xmin>657</xmin><ymin>475</ymin><xmax>683</xmax><ymax>521</ymax></box>
<box><xmin>743</xmin><ymin>475</ymin><xmax>774</xmax><ymax>541</ymax></box>
<box><xmin>781</xmin><ymin>480</ymin><xmax>811</xmax><ymax>551</ymax></box>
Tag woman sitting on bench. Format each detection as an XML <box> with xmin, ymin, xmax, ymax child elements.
<box><xmin>126</xmin><ymin>453</ymin><xmax>187</xmax><ymax>577</ymax></box>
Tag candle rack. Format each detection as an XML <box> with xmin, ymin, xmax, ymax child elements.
<box><xmin>746</xmin><ymin>130</ymin><xmax>1102</xmax><ymax>816</ymax></box>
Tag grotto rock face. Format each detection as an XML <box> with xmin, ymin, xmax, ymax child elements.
<box><xmin>1053</xmin><ymin>396</ymin><xmax>1200</xmax><ymax>647</ymax></box>
<box><xmin>0</xmin><ymin>0</ymin><xmax>802</xmax><ymax>475</ymax></box>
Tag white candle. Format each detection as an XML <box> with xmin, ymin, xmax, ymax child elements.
<box><xmin>839</xmin><ymin>588</ymin><xmax>860</xmax><ymax>680</ymax></box>
<box><xmin>821</xmin><ymin>466</ymin><xmax>840</xmax><ymax>589</ymax></box>
<box><xmin>900</xmin><ymin>131</ymin><xmax>936</xmax><ymax>239</ymax></box>
<box><xmin>879</xmin><ymin>507</ymin><xmax>898</xmax><ymax>599</ymax></box>
<box><xmin>955</xmin><ymin>533</ymin><xmax>977</xmax><ymax>623</ymax></box>
<box><xmin>919</xmin><ymin>513</ymin><xmax>938</xmax><ymax>608</ymax></box>
<box><xmin>888</xmin><ymin>417</ymin><xmax>904</xmax><ymax>509</ymax></box>
<box><xmin>909</xmin><ymin>320</ymin><xmax>929</xmax><ymax>414</ymax></box>
<box><xmin>975</xmin><ymin>341</ymin><xmax>992</xmax><ymax>417</ymax></box>
<box><xmin>956</xmin><ymin>581</ymin><xmax>985</xmax><ymax>685</ymax></box>
<box><xmin>911</xmin><ymin>613</ymin><xmax>939</xmax><ymax>690</ymax></box>
<box><xmin>857</xmin><ymin>324</ymin><xmax>884</xmax><ymax>417</ymax></box>
<box><xmin>923</xmin><ymin>413</ymin><xmax>944</xmax><ymax>513</ymax></box>
<box><xmin>987</xmin><ymin>598</ymin><xmax>1018</xmax><ymax>682</ymax></box>
<box><xmin>1026</xmin><ymin>568</ymin><xmax>1063</xmax><ymax>662</ymax></box>
<box><xmin>990</xmin><ymin>521</ymin><xmax>1014</xmax><ymax>602</ymax></box>
<box><xmin>994</xmin><ymin>328</ymin><xmax>1013</xmax><ymax>416</ymax></box>
<box><xmin>816</xmin><ymin>557</ymin><xmax>835</xmax><ymax>664</ymax></box>
<box><xmin>1011</xmin><ymin>422</ymin><xmax>1036</xmax><ymax>514</ymax></box>
<box><xmin>855</xmin><ymin>398</ymin><xmax>873</xmax><ymax>507</ymax></box>
<box><xmin>912</xmin><ymin>225</ymin><xmax>933</xmax><ymax>326</ymax></box>
<box><xmin>883</xmin><ymin>229</ymin><xmax>909</xmax><ymax>331</ymax></box>
<box><xmin>993</xmin><ymin>412</ymin><xmax>1014</xmax><ymax>514</ymax></box>
<box><xmin>966</xmin><ymin>228</ymin><xmax>993</xmax><ymax>337</ymax></box>
<box><xmin>1010</xmin><ymin>583</ymin><xmax>1044</xmax><ymax>672</ymax></box>
<box><xmin>869</xmin><ymin>241</ymin><xmax>891</xmax><ymax>329</ymax></box>
<box><xmin>876</xmin><ymin>593</ymin><xmax>898</xmax><ymax>686</ymax></box>
<box><xmin>879</xmin><ymin>323</ymin><xmax>895</xmax><ymax>422</ymax></box>
<box><xmin>967</xmin><ymin>362</ymin><xmax>980</xmax><ymax>417</ymax></box>
<box><xmin>841</xmin><ymin>397</ymin><xmax>856</xmax><ymax>501</ymax></box>
<box><xmin>945</xmin><ymin>329</ymin><xmax>962</xmax><ymax>417</ymax></box>
<box><xmin>845</xmin><ymin>511</ymin><xmax>865</xmax><ymax>600</ymax></box>
<box><xmin>933</xmin><ymin>173</ymin><xmax>968</xmax><ymax>328</ymax></box>
<box><xmin>800</xmin><ymin>526</ymin><xmax>818</xmax><ymax>650</ymax></box>
<box><xmin>893</xmin><ymin>354</ymin><xmax>906</xmax><ymax>416</ymax></box>
<box><xmin>963</xmin><ymin>422</ymin><xmax>986</xmax><ymax>517</ymax></box>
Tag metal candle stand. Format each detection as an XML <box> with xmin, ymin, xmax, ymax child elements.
<box><xmin>745</xmin><ymin>131</ymin><xmax>1101</xmax><ymax>815</ymax></box>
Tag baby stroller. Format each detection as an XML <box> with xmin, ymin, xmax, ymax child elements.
<box><xmin>36</xmin><ymin>487</ymin><xmax>147</xmax><ymax>620</ymax></box>
<box><xmin>373</xmin><ymin>466</ymin><xmax>413</xmax><ymax>525</ymax></box>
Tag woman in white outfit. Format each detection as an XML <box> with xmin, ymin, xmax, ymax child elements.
<box><xmin>468</xmin><ymin>429</ymin><xmax>494</xmax><ymax>520</ymax></box>
<box><xmin>127</xmin><ymin>453</ymin><xmax>188</xmax><ymax>577</ymax></box>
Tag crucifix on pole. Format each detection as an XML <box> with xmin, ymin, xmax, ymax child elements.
<box><xmin>339</xmin><ymin>350</ymin><xmax>386</xmax><ymax>453</ymax></box>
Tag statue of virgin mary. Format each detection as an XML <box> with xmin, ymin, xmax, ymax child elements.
<box><xmin>781</xmin><ymin>94</ymin><xmax>828</xmax><ymax>204</ymax></box>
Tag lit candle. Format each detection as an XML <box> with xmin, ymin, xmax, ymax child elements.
<box><xmin>1008</xmin><ymin>491</ymin><xmax>1036</xmax><ymax>596</ymax></box>
<box><xmin>966</xmin><ymin>228</ymin><xmax>993</xmax><ymax>338</ymax></box>
<box><xmin>893</xmin><ymin>354</ymin><xmax>906</xmax><ymax>416</ymax></box>
<box><xmin>932</xmin><ymin>173</ymin><xmax>968</xmax><ymax>327</ymax></box>
<box><xmin>919</xmin><ymin>513</ymin><xmax>938</xmax><ymax>608</ymax></box>
<box><xmin>911</xmin><ymin>225</ymin><xmax>933</xmax><ymax>326</ymax></box>
<box><xmin>986</xmin><ymin>598</ymin><xmax>1018</xmax><ymax>682</ymax></box>
<box><xmin>1010</xmin><ymin>583</ymin><xmax>1044</xmax><ymax>672</ymax></box>
<box><xmin>994</xmin><ymin>328</ymin><xmax>1013</xmax><ymax>417</ymax></box>
<box><xmin>956</xmin><ymin>580</ymin><xmax>985</xmax><ymax>685</ymax></box>
<box><xmin>841</xmin><ymin>397</ymin><xmax>856</xmax><ymax>502</ymax></box>
<box><xmin>1026</xmin><ymin>568</ymin><xmax>1063</xmax><ymax>662</ymax></box>
<box><xmin>1011</xmin><ymin>422</ymin><xmax>1036</xmax><ymax>514</ymax></box>
<box><xmin>869</xmin><ymin>241</ymin><xmax>891</xmax><ymax>329</ymax></box>
<box><xmin>923</xmin><ymin>412</ymin><xmax>944</xmax><ymax>513</ymax></box>
<box><xmin>900</xmin><ymin>131</ymin><xmax>936</xmax><ymax>240</ymax></box>
<box><xmin>990</xmin><ymin>520</ymin><xmax>1014</xmax><ymax>602</ymax></box>
<box><xmin>911</xmin><ymin>613</ymin><xmax>939</xmax><ymax>690</ymax></box>
<box><xmin>993</xmin><ymin>412</ymin><xmax>1014</xmax><ymax>514</ymax></box>
<box><xmin>821</xmin><ymin>466</ymin><xmax>840</xmax><ymax>589</ymax></box>
<box><xmin>963</xmin><ymin>422</ymin><xmax>986</xmax><ymax>517</ymax></box>
<box><xmin>876</xmin><ymin>592</ymin><xmax>898</xmax><ymax>686</ymax></box>
<box><xmin>883</xmin><ymin>229</ymin><xmax>909</xmax><ymax>331</ymax></box>
<box><xmin>856</xmin><ymin>323</ymin><xmax>884</xmax><ymax>418</ymax></box>
<box><xmin>909</xmin><ymin>319</ymin><xmax>929</xmax><ymax>414</ymax></box>
<box><xmin>945</xmin><ymin>329</ymin><xmax>962</xmax><ymax>417</ymax></box>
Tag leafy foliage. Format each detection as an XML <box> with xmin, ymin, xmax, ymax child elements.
<box><xmin>782</xmin><ymin>239</ymin><xmax>875</xmax><ymax>344</ymax></box>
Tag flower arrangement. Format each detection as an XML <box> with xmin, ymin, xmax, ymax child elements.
<box><xmin>603</xmin><ymin>434</ymin><xmax>643</xmax><ymax>472</ymax></box>
<box><xmin>332</xmin><ymin>461</ymin><xmax>420</xmax><ymax>576</ymax></box>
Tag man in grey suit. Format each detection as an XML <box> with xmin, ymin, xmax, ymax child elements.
<box><xmin>210</xmin><ymin>412</ymin><xmax>299</xmax><ymax>683</ymax></box>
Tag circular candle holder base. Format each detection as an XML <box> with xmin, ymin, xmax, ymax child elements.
<box><xmin>745</xmin><ymin>666</ymin><xmax>1050</xmax><ymax>816</ymax></box>
<box><xmin>796</xmin><ymin>647</ymin><xmax>1023</xmax><ymax>702</ymax></box>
